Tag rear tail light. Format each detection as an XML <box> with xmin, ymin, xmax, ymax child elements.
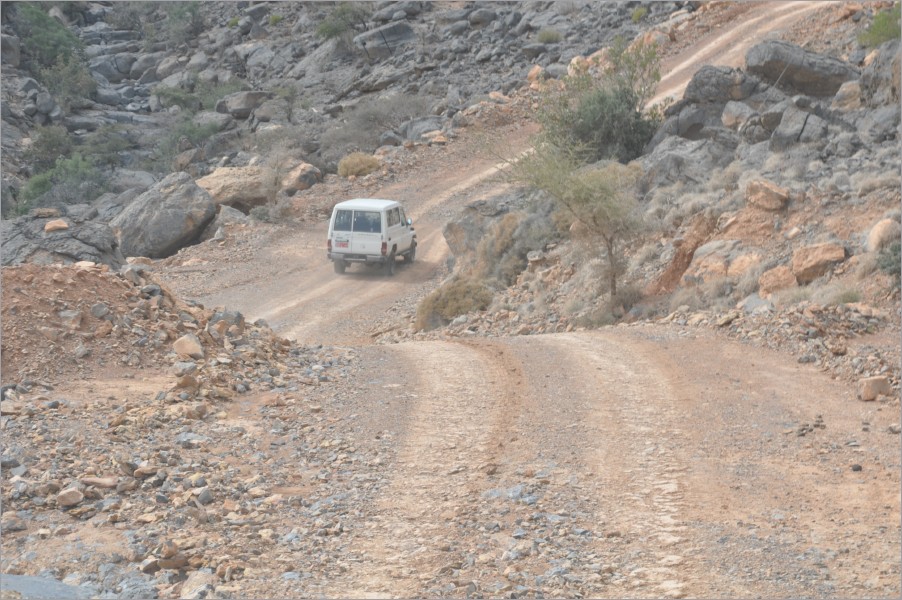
<box><xmin>381</xmin><ymin>241</ymin><xmax>387</xmax><ymax>256</ymax></box>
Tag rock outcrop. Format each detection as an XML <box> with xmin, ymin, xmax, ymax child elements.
<box><xmin>111</xmin><ymin>173</ymin><xmax>216</xmax><ymax>259</ymax></box>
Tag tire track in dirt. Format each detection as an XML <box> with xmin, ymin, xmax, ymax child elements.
<box><xmin>321</xmin><ymin>340</ymin><xmax>525</xmax><ymax>598</ymax></box>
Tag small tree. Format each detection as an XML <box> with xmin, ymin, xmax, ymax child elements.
<box><xmin>316</xmin><ymin>2</ymin><xmax>372</xmax><ymax>47</ymax></box>
<box><xmin>511</xmin><ymin>146</ymin><xmax>643</xmax><ymax>297</ymax></box>
<box><xmin>14</xmin><ymin>2</ymin><xmax>84</xmax><ymax>68</ymax></box>
<box><xmin>40</xmin><ymin>53</ymin><xmax>97</xmax><ymax>112</ymax></box>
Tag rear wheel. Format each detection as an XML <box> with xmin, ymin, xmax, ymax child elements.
<box><xmin>406</xmin><ymin>243</ymin><xmax>417</xmax><ymax>263</ymax></box>
<box><xmin>383</xmin><ymin>251</ymin><xmax>396</xmax><ymax>276</ymax></box>
<box><xmin>333</xmin><ymin>259</ymin><xmax>346</xmax><ymax>274</ymax></box>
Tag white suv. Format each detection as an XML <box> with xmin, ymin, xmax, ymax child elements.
<box><xmin>326</xmin><ymin>199</ymin><xmax>417</xmax><ymax>276</ymax></box>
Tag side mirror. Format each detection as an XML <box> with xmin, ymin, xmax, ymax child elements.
<box><xmin>407</xmin><ymin>218</ymin><xmax>412</xmax><ymax>226</ymax></box>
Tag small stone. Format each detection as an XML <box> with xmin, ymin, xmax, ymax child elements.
<box><xmin>140</xmin><ymin>557</ymin><xmax>160</xmax><ymax>574</ymax></box>
<box><xmin>851</xmin><ymin>464</ymin><xmax>863</xmax><ymax>472</ymax></box>
<box><xmin>160</xmin><ymin>540</ymin><xmax>179</xmax><ymax>559</ymax></box>
<box><xmin>173</xmin><ymin>334</ymin><xmax>204</xmax><ymax>359</ymax></box>
<box><xmin>90</xmin><ymin>303</ymin><xmax>111</xmax><ymax>318</ymax></box>
<box><xmin>196</xmin><ymin>487</ymin><xmax>214</xmax><ymax>505</ymax></box>
<box><xmin>57</xmin><ymin>487</ymin><xmax>84</xmax><ymax>508</ymax></box>
<box><xmin>858</xmin><ymin>376</ymin><xmax>892</xmax><ymax>401</ymax></box>
<box><xmin>81</xmin><ymin>476</ymin><xmax>117</xmax><ymax>489</ymax></box>
<box><xmin>1</xmin><ymin>512</ymin><xmax>27</xmax><ymax>532</ymax></box>
<box><xmin>44</xmin><ymin>219</ymin><xmax>69</xmax><ymax>232</ymax></box>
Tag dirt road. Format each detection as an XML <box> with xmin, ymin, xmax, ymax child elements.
<box><xmin>298</xmin><ymin>328</ymin><xmax>897</xmax><ymax>599</ymax></box>
<box><xmin>155</xmin><ymin>3</ymin><xmax>900</xmax><ymax>598</ymax></box>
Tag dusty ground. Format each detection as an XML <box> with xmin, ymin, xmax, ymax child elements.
<box><xmin>2</xmin><ymin>2</ymin><xmax>900</xmax><ymax>599</ymax></box>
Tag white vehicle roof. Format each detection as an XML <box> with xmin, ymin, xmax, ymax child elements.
<box><xmin>332</xmin><ymin>198</ymin><xmax>400</xmax><ymax>211</ymax></box>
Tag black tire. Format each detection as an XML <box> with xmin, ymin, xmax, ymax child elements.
<box><xmin>333</xmin><ymin>259</ymin><xmax>346</xmax><ymax>274</ymax></box>
<box><xmin>406</xmin><ymin>243</ymin><xmax>417</xmax><ymax>263</ymax></box>
<box><xmin>383</xmin><ymin>251</ymin><xmax>396</xmax><ymax>276</ymax></box>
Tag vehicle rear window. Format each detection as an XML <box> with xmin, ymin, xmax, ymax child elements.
<box><xmin>333</xmin><ymin>210</ymin><xmax>352</xmax><ymax>231</ymax></box>
<box><xmin>352</xmin><ymin>211</ymin><xmax>381</xmax><ymax>233</ymax></box>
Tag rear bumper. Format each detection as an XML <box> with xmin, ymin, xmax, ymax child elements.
<box><xmin>328</xmin><ymin>252</ymin><xmax>386</xmax><ymax>264</ymax></box>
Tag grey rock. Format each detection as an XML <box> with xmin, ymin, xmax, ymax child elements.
<box><xmin>400</xmin><ymin>115</ymin><xmax>444</xmax><ymax>140</ymax></box>
<box><xmin>746</xmin><ymin>40</ymin><xmax>860</xmax><ymax>97</ymax></box>
<box><xmin>770</xmin><ymin>105</ymin><xmax>828</xmax><ymax>150</ymax></box>
<box><xmin>860</xmin><ymin>39</ymin><xmax>900</xmax><ymax>107</ymax></box>
<box><xmin>353</xmin><ymin>22</ymin><xmax>416</xmax><ymax>60</ymax></box>
<box><xmin>216</xmin><ymin>90</ymin><xmax>272</xmax><ymax>119</ymax></box>
<box><xmin>1</xmin><ymin>33</ymin><xmax>21</xmax><ymax>67</ymax></box>
<box><xmin>94</xmin><ymin>188</ymin><xmax>143</xmax><ymax>222</ymax></box>
<box><xmin>469</xmin><ymin>8</ymin><xmax>498</xmax><ymax>25</ymax></box>
<box><xmin>110</xmin><ymin>172</ymin><xmax>216</xmax><ymax>259</ymax></box>
<box><xmin>1</xmin><ymin>217</ymin><xmax>125</xmax><ymax>268</ymax></box>
<box><xmin>684</xmin><ymin>65</ymin><xmax>760</xmax><ymax>104</ymax></box>
<box><xmin>0</xmin><ymin>574</ymin><xmax>98</xmax><ymax>599</ymax></box>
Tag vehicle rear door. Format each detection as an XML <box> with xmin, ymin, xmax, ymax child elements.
<box><xmin>348</xmin><ymin>210</ymin><xmax>382</xmax><ymax>255</ymax></box>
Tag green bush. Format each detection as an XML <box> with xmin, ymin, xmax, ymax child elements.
<box><xmin>155</xmin><ymin>79</ymin><xmax>248</xmax><ymax>113</ymax></box>
<box><xmin>24</xmin><ymin>125</ymin><xmax>73</xmax><ymax>172</ymax></box>
<box><xmin>337</xmin><ymin>152</ymin><xmax>381</xmax><ymax>177</ymax></box>
<box><xmin>21</xmin><ymin>153</ymin><xmax>106</xmax><ymax>211</ymax></box>
<box><xmin>79</xmin><ymin>125</ymin><xmax>140</xmax><ymax>169</ymax></box>
<box><xmin>198</xmin><ymin>80</ymin><xmax>249</xmax><ymax>110</ymax></box>
<box><xmin>859</xmin><ymin>4</ymin><xmax>901</xmax><ymax>47</ymax></box>
<box><xmin>631</xmin><ymin>6</ymin><xmax>648</xmax><ymax>23</ymax></box>
<box><xmin>14</xmin><ymin>2</ymin><xmax>83</xmax><ymax>68</ymax></box>
<box><xmin>39</xmin><ymin>53</ymin><xmax>97</xmax><ymax>112</ymax></box>
<box><xmin>107</xmin><ymin>2</ymin><xmax>159</xmax><ymax>31</ymax></box>
<box><xmin>537</xmin><ymin>28</ymin><xmax>562</xmax><ymax>44</ymax></box>
<box><xmin>163</xmin><ymin>2</ymin><xmax>204</xmax><ymax>48</ymax></box>
<box><xmin>415</xmin><ymin>277</ymin><xmax>494</xmax><ymax>330</ymax></box>
<box><xmin>269</xmin><ymin>14</ymin><xmax>283</xmax><ymax>26</ymax></box>
<box><xmin>154</xmin><ymin>83</ymin><xmax>203</xmax><ymax>112</ymax></box>
<box><xmin>228</xmin><ymin>16</ymin><xmax>240</xmax><ymax>28</ymax></box>
<box><xmin>145</xmin><ymin>118</ymin><xmax>222</xmax><ymax>174</ymax></box>
<box><xmin>878</xmin><ymin>241</ymin><xmax>901</xmax><ymax>282</ymax></box>
<box><xmin>316</xmin><ymin>2</ymin><xmax>371</xmax><ymax>42</ymax></box>
<box><xmin>537</xmin><ymin>36</ymin><xmax>662</xmax><ymax>163</ymax></box>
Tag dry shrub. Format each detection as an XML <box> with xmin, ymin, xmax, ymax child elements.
<box><xmin>812</xmin><ymin>283</ymin><xmax>862</xmax><ymax>306</ymax></box>
<box><xmin>668</xmin><ymin>286</ymin><xmax>703</xmax><ymax>312</ymax></box>
<box><xmin>735</xmin><ymin>263</ymin><xmax>763</xmax><ymax>298</ymax></box>
<box><xmin>852</xmin><ymin>170</ymin><xmax>901</xmax><ymax>196</ymax></box>
<box><xmin>772</xmin><ymin>285</ymin><xmax>812</xmax><ymax>308</ymax></box>
<box><xmin>337</xmin><ymin>152</ymin><xmax>380</xmax><ymax>177</ymax></box>
<box><xmin>415</xmin><ymin>277</ymin><xmax>494</xmax><ymax>331</ymax></box>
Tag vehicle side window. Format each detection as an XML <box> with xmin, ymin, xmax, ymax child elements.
<box><xmin>387</xmin><ymin>208</ymin><xmax>400</xmax><ymax>227</ymax></box>
<box><xmin>333</xmin><ymin>210</ymin><xmax>352</xmax><ymax>232</ymax></box>
<box><xmin>353</xmin><ymin>211</ymin><xmax>381</xmax><ymax>233</ymax></box>
<box><xmin>399</xmin><ymin>208</ymin><xmax>407</xmax><ymax>224</ymax></box>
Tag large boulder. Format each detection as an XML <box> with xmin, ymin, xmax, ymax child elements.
<box><xmin>196</xmin><ymin>166</ymin><xmax>272</xmax><ymax>212</ymax></box>
<box><xmin>353</xmin><ymin>22</ymin><xmax>415</xmax><ymax>60</ymax></box>
<box><xmin>745</xmin><ymin>179</ymin><xmax>790</xmax><ymax>211</ymax></box>
<box><xmin>110</xmin><ymin>172</ymin><xmax>216</xmax><ymax>259</ymax></box>
<box><xmin>280</xmin><ymin>162</ymin><xmax>322</xmax><ymax>195</ymax></box>
<box><xmin>860</xmin><ymin>39</ymin><xmax>901</xmax><ymax>107</ymax></box>
<box><xmin>640</xmin><ymin>130</ymin><xmax>739</xmax><ymax>192</ymax></box>
<box><xmin>683</xmin><ymin>65</ymin><xmax>761</xmax><ymax>104</ymax></box>
<box><xmin>215</xmin><ymin>91</ymin><xmax>272</xmax><ymax>119</ymax></box>
<box><xmin>769</xmin><ymin>105</ymin><xmax>828</xmax><ymax>150</ymax></box>
<box><xmin>1</xmin><ymin>212</ymin><xmax>125</xmax><ymax>268</ymax></box>
<box><xmin>745</xmin><ymin>40</ymin><xmax>860</xmax><ymax>97</ymax></box>
<box><xmin>791</xmin><ymin>242</ymin><xmax>846</xmax><ymax>284</ymax></box>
